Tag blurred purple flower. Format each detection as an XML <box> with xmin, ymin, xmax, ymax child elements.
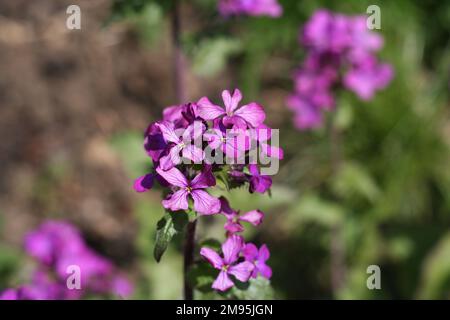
<box><xmin>288</xmin><ymin>9</ymin><xmax>394</xmax><ymax>130</ymax></box>
<box><xmin>2</xmin><ymin>220</ymin><xmax>134</xmax><ymax>300</ymax></box>
<box><xmin>219</xmin><ymin>0</ymin><xmax>282</xmax><ymax>18</ymax></box>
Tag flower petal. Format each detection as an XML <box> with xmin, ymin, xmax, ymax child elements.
<box><xmin>222</xmin><ymin>89</ymin><xmax>242</xmax><ymax>114</ymax></box>
<box><xmin>156</xmin><ymin>121</ymin><xmax>180</xmax><ymax>144</ymax></box>
<box><xmin>219</xmin><ymin>196</ymin><xmax>236</xmax><ymax>217</ymax></box>
<box><xmin>191</xmin><ymin>190</ymin><xmax>221</xmax><ymax>215</ymax></box>
<box><xmin>221</xmin><ymin>234</ymin><xmax>243</xmax><ymax>265</ymax></box>
<box><xmin>239</xmin><ymin>210</ymin><xmax>264</xmax><ymax>226</ymax></box>
<box><xmin>196</xmin><ymin>97</ymin><xmax>225</xmax><ymax>120</ymax></box>
<box><xmin>224</xmin><ymin>221</ymin><xmax>244</xmax><ymax>233</ymax></box>
<box><xmin>159</xmin><ymin>145</ymin><xmax>182</xmax><ymax>170</ymax></box>
<box><xmin>212</xmin><ymin>270</ymin><xmax>234</xmax><ymax>292</ymax></box>
<box><xmin>161</xmin><ymin>190</ymin><xmax>189</xmax><ymax>211</ymax></box>
<box><xmin>200</xmin><ymin>247</ymin><xmax>223</xmax><ymax>269</ymax></box>
<box><xmin>133</xmin><ymin>174</ymin><xmax>154</xmax><ymax>193</ymax></box>
<box><xmin>242</xmin><ymin>243</ymin><xmax>259</xmax><ymax>261</ymax></box>
<box><xmin>234</xmin><ymin>102</ymin><xmax>266</xmax><ymax>128</ymax></box>
<box><xmin>228</xmin><ymin>261</ymin><xmax>254</xmax><ymax>282</ymax></box>
<box><xmin>191</xmin><ymin>165</ymin><xmax>216</xmax><ymax>189</ymax></box>
<box><xmin>259</xmin><ymin>244</ymin><xmax>270</xmax><ymax>261</ymax></box>
<box><xmin>258</xmin><ymin>263</ymin><xmax>273</xmax><ymax>279</ymax></box>
<box><xmin>156</xmin><ymin>167</ymin><xmax>188</xmax><ymax>187</ymax></box>
<box><xmin>182</xmin><ymin>145</ymin><xmax>205</xmax><ymax>164</ymax></box>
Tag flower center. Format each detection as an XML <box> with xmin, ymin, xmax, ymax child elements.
<box><xmin>185</xmin><ymin>186</ymin><xmax>192</xmax><ymax>193</ymax></box>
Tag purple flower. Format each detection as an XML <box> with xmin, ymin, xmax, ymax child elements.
<box><xmin>133</xmin><ymin>173</ymin><xmax>155</xmax><ymax>193</ymax></box>
<box><xmin>157</xmin><ymin>120</ymin><xmax>205</xmax><ymax>170</ymax></box>
<box><xmin>248</xmin><ymin>164</ymin><xmax>272</xmax><ymax>193</ymax></box>
<box><xmin>203</xmin><ymin>121</ymin><xmax>249</xmax><ymax>160</ymax></box>
<box><xmin>21</xmin><ymin>220</ymin><xmax>134</xmax><ymax>299</ymax></box>
<box><xmin>243</xmin><ymin>243</ymin><xmax>272</xmax><ymax>279</ymax></box>
<box><xmin>200</xmin><ymin>235</ymin><xmax>254</xmax><ymax>291</ymax></box>
<box><xmin>219</xmin><ymin>197</ymin><xmax>264</xmax><ymax>233</ymax></box>
<box><xmin>156</xmin><ymin>166</ymin><xmax>221</xmax><ymax>215</ymax></box>
<box><xmin>219</xmin><ymin>0</ymin><xmax>282</xmax><ymax>18</ymax></box>
<box><xmin>197</xmin><ymin>89</ymin><xmax>266</xmax><ymax>129</ymax></box>
<box><xmin>343</xmin><ymin>57</ymin><xmax>393</xmax><ymax>100</ymax></box>
<box><xmin>288</xmin><ymin>9</ymin><xmax>393</xmax><ymax>130</ymax></box>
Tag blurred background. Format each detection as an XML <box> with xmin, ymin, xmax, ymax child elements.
<box><xmin>0</xmin><ymin>0</ymin><xmax>449</xmax><ymax>299</ymax></box>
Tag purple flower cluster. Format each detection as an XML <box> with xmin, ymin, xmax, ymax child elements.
<box><xmin>135</xmin><ymin>89</ymin><xmax>280</xmax><ymax>291</ymax></box>
<box><xmin>0</xmin><ymin>221</ymin><xmax>133</xmax><ymax>300</ymax></box>
<box><xmin>219</xmin><ymin>0</ymin><xmax>282</xmax><ymax>18</ymax></box>
<box><xmin>287</xmin><ymin>9</ymin><xmax>394</xmax><ymax>129</ymax></box>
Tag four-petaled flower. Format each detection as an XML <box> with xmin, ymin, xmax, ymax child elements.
<box><xmin>219</xmin><ymin>197</ymin><xmax>264</xmax><ymax>233</ymax></box>
<box><xmin>157</xmin><ymin>120</ymin><xmax>205</xmax><ymax>170</ymax></box>
<box><xmin>197</xmin><ymin>89</ymin><xmax>265</xmax><ymax>129</ymax></box>
<box><xmin>243</xmin><ymin>243</ymin><xmax>272</xmax><ymax>279</ymax></box>
<box><xmin>200</xmin><ymin>235</ymin><xmax>254</xmax><ymax>291</ymax></box>
<box><xmin>156</xmin><ymin>166</ymin><xmax>221</xmax><ymax>215</ymax></box>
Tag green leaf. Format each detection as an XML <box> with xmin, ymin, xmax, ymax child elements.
<box><xmin>192</xmin><ymin>38</ymin><xmax>242</xmax><ymax>77</ymax></box>
<box><xmin>331</xmin><ymin>162</ymin><xmax>380</xmax><ymax>203</ymax></box>
<box><xmin>153</xmin><ymin>212</ymin><xmax>188</xmax><ymax>262</ymax></box>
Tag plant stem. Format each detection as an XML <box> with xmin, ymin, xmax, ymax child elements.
<box><xmin>171</xmin><ymin>0</ymin><xmax>194</xmax><ymax>300</ymax></box>
<box><xmin>171</xmin><ymin>0</ymin><xmax>186</xmax><ymax>104</ymax></box>
<box><xmin>183</xmin><ymin>220</ymin><xmax>197</xmax><ymax>300</ymax></box>
<box><xmin>329</xmin><ymin>115</ymin><xmax>346</xmax><ymax>297</ymax></box>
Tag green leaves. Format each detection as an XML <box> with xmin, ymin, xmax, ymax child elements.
<box><xmin>154</xmin><ymin>212</ymin><xmax>188</xmax><ymax>262</ymax></box>
<box><xmin>191</xmin><ymin>38</ymin><xmax>242</xmax><ymax>77</ymax></box>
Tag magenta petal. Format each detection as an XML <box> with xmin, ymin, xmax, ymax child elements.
<box><xmin>191</xmin><ymin>190</ymin><xmax>221</xmax><ymax>215</ymax></box>
<box><xmin>156</xmin><ymin>121</ymin><xmax>180</xmax><ymax>144</ymax></box>
<box><xmin>234</xmin><ymin>102</ymin><xmax>266</xmax><ymax>128</ymax></box>
<box><xmin>259</xmin><ymin>264</ymin><xmax>273</xmax><ymax>279</ymax></box>
<box><xmin>221</xmin><ymin>234</ymin><xmax>243</xmax><ymax>265</ymax></box>
<box><xmin>133</xmin><ymin>174</ymin><xmax>154</xmax><ymax>192</ymax></box>
<box><xmin>261</xmin><ymin>142</ymin><xmax>284</xmax><ymax>160</ymax></box>
<box><xmin>224</xmin><ymin>220</ymin><xmax>244</xmax><ymax>233</ymax></box>
<box><xmin>183</xmin><ymin>121</ymin><xmax>205</xmax><ymax>141</ymax></box>
<box><xmin>156</xmin><ymin>167</ymin><xmax>188</xmax><ymax>187</ymax></box>
<box><xmin>197</xmin><ymin>97</ymin><xmax>226</xmax><ymax>120</ymax></box>
<box><xmin>200</xmin><ymin>247</ymin><xmax>224</xmax><ymax>269</ymax></box>
<box><xmin>222</xmin><ymin>89</ymin><xmax>242</xmax><ymax>114</ymax></box>
<box><xmin>239</xmin><ymin>210</ymin><xmax>264</xmax><ymax>226</ymax></box>
<box><xmin>242</xmin><ymin>243</ymin><xmax>259</xmax><ymax>261</ymax></box>
<box><xmin>259</xmin><ymin>244</ymin><xmax>270</xmax><ymax>261</ymax></box>
<box><xmin>161</xmin><ymin>190</ymin><xmax>189</xmax><ymax>211</ymax></box>
<box><xmin>219</xmin><ymin>196</ymin><xmax>236</xmax><ymax>217</ymax></box>
<box><xmin>191</xmin><ymin>166</ymin><xmax>216</xmax><ymax>189</ymax></box>
<box><xmin>182</xmin><ymin>145</ymin><xmax>204</xmax><ymax>164</ymax></box>
<box><xmin>212</xmin><ymin>270</ymin><xmax>234</xmax><ymax>292</ymax></box>
<box><xmin>228</xmin><ymin>261</ymin><xmax>254</xmax><ymax>282</ymax></box>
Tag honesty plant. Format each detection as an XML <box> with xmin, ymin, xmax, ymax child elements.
<box><xmin>287</xmin><ymin>9</ymin><xmax>393</xmax><ymax>129</ymax></box>
<box><xmin>134</xmin><ymin>88</ymin><xmax>282</xmax><ymax>295</ymax></box>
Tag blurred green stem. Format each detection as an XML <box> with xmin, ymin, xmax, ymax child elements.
<box><xmin>183</xmin><ymin>220</ymin><xmax>197</xmax><ymax>300</ymax></box>
<box><xmin>329</xmin><ymin>115</ymin><xmax>346</xmax><ymax>296</ymax></box>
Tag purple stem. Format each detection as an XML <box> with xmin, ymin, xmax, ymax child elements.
<box><xmin>183</xmin><ymin>220</ymin><xmax>197</xmax><ymax>300</ymax></box>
